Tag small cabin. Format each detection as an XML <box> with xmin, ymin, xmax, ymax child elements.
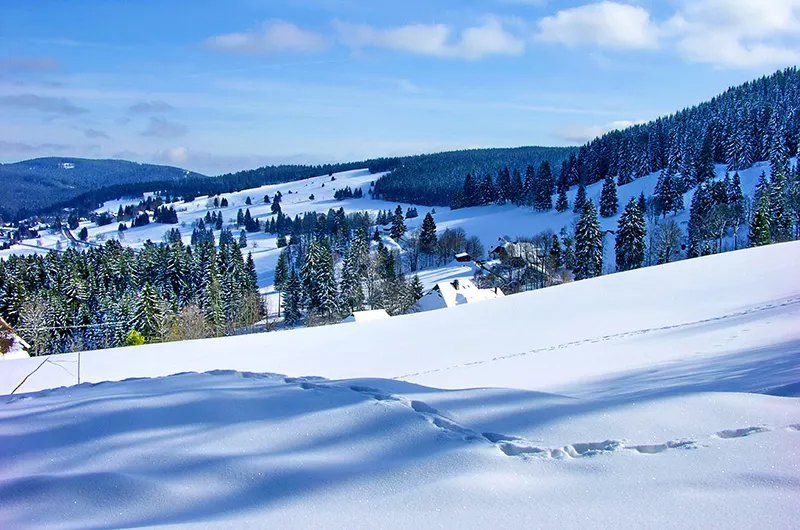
<box><xmin>491</xmin><ymin>240</ymin><xmax>543</xmax><ymax>269</ymax></box>
<box><xmin>454</xmin><ymin>252</ymin><xmax>472</xmax><ymax>263</ymax></box>
<box><xmin>413</xmin><ymin>278</ymin><xmax>504</xmax><ymax>313</ymax></box>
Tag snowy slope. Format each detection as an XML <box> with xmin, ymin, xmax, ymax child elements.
<box><xmin>1</xmin><ymin>243</ymin><xmax>798</xmax><ymax>528</ymax></box>
<box><xmin>1</xmin><ymin>160</ymin><xmax>781</xmax><ymax>294</ymax></box>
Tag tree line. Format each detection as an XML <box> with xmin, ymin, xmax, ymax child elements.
<box><xmin>0</xmin><ymin>237</ymin><xmax>261</xmax><ymax>355</ymax></box>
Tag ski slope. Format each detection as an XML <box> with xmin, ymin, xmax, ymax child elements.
<box><xmin>1</xmin><ymin>242</ymin><xmax>798</xmax><ymax>528</ymax></box>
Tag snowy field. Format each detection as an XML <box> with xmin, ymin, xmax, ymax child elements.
<box><xmin>1</xmin><ymin>242</ymin><xmax>798</xmax><ymax>528</ymax></box>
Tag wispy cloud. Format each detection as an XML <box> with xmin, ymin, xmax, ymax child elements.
<box><xmin>0</xmin><ymin>94</ymin><xmax>88</xmax><ymax>115</ymax></box>
<box><xmin>206</xmin><ymin>20</ymin><xmax>328</xmax><ymax>54</ymax></box>
<box><xmin>128</xmin><ymin>100</ymin><xmax>174</xmax><ymax>114</ymax></box>
<box><xmin>140</xmin><ymin>117</ymin><xmax>188</xmax><ymax>138</ymax></box>
<box><xmin>335</xmin><ymin>17</ymin><xmax>525</xmax><ymax>59</ymax></box>
<box><xmin>555</xmin><ymin>119</ymin><xmax>644</xmax><ymax>143</ymax></box>
<box><xmin>84</xmin><ymin>128</ymin><xmax>110</xmax><ymax>139</ymax></box>
<box><xmin>0</xmin><ymin>140</ymin><xmax>72</xmax><ymax>154</ymax></box>
<box><xmin>0</xmin><ymin>57</ymin><xmax>61</xmax><ymax>74</ymax></box>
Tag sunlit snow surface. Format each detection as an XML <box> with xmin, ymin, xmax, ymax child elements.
<box><xmin>1</xmin><ymin>242</ymin><xmax>799</xmax><ymax>528</ymax></box>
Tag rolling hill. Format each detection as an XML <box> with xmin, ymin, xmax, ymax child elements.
<box><xmin>0</xmin><ymin>157</ymin><xmax>205</xmax><ymax>220</ymax></box>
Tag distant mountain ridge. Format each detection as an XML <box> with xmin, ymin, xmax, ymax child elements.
<box><xmin>0</xmin><ymin>157</ymin><xmax>205</xmax><ymax>220</ymax></box>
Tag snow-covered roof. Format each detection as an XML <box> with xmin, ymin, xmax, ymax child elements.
<box><xmin>342</xmin><ymin>309</ymin><xmax>391</xmax><ymax>323</ymax></box>
<box><xmin>414</xmin><ymin>278</ymin><xmax>504</xmax><ymax>312</ymax></box>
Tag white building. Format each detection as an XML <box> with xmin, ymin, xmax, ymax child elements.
<box><xmin>413</xmin><ymin>278</ymin><xmax>504</xmax><ymax>313</ymax></box>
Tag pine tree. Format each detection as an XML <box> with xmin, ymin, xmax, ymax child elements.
<box><xmin>462</xmin><ymin>173</ymin><xmax>479</xmax><ymax>207</ymax></box>
<box><xmin>245</xmin><ymin>253</ymin><xmax>258</xmax><ymax>291</ymax></box>
<box><xmin>480</xmin><ymin>174</ymin><xmax>497</xmax><ymax>205</ymax></box>
<box><xmin>283</xmin><ymin>270</ymin><xmax>303</xmax><ymax>326</ymax></box>
<box><xmin>133</xmin><ymin>283</ymin><xmax>162</xmax><ymax>341</ymax></box>
<box><xmin>419</xmin><ymin>213</ymin><xmax>438</xmax><ymax>253</ymax></box>
<box><xmin>390</xmin><ymin>205</ymin><xmax>406</xmax><ymax>240</ymax></box>
<box><xmin>497</xmin><ymin>167</ymin><xmax>512</xmax><ymax>204</ymax></box>
<box><xmin>409</xmin><ymin>275</ymin><xmax>424</xmax><ymax>303</ymax></box>
<box><xmin>245</xmin><ymin>196</ymin><xmax>252</xmax><ymax>205</ymax></box>
<box><xmin>573</xmin><ymin>200</ymin><xmax>603</xmax><ymax>280</ymax></box>
<box><xmin>749</xmin><ymin>196</ymin><xmax>772</xmax><ymax>247</ymax></box>
<box><xmin>599</xmin><ymin>175</ymin><xmax>619</xmax><ymax>217</ymax></box>
<box><xmin>510</xmin><ymin>168</ymin><xmax>524</xmax><ymax>205</ymax></box>
<box><xmin>555</xmin><ymin>188</ymin><xmax>569</xmax><ymax>212</ymax></box>
<box><xmin>769</xmin><ymin>168</ymin><xmax>793</xmax><ymax>242</ymax></box>
<box><xmin>637</xmin><ymin>192</ymin><xmax>648</xmax><ymax>215</ymax></box>
<box><xmin>573</xmin><ymin>183</ymin><xmax>587</xmax><ymax>213</ymax></box>
<box><xmin>524</xmin><ymin>165</ymin><xmax>536</xmax><ymax>206</ymax></box>
<box><xmin>534</xmin><ymin>161</ymin><xmax>554</xmax><ymax>211</ymax></box>
<box><xmin>238</xmin><ymin>230</ymin><xmax>248</xmax><ymax>248</ymax></box>
<box><xmin>615</xmin><ymin>199</ymin><xmax>646</xmax><ymax>271</ymax></box>
<box><xmin>274</xmin><ymin>252</ymin><xmax>289</xmax><ymax>291</ymax></box>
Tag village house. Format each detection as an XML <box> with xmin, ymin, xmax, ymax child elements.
<box><xmin>413</xmin><ymin>278</ymin><xmax>504</xmax><ymax>313</ymax></box>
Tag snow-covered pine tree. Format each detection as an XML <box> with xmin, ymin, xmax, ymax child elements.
<box><xmin>573</xmin><ymin>200</ymin><xmax>603</xmax><ymax>280</ymax></box>
<box><xmin>749</xmin><ymin>195</ymin><xmax>772</xmax><ymax>247</ymax></box>
<box><xmin>599</xmin><ymin>175</ymin><xmax>618</xmax><ymax>217</ymax></box>
<box><xmin>573</xmin><ymin>183</ymin><xmax>587</xmax><ymax>214</ymax></box>
<box><xmin>480</xmin><ymin>174</ymin><xmax>497</xmax><ymax>206</ymax></box>
<box><xmin>615</xmin><ymin>198</ymin><xmax>646</xmax><ymax>271</ymax></box>
<box><xmin>769</xmin><ymin>168</ymin><xmax>793</xmax><ymax>242</ymax></box>
<box><xmin>497</xmin><ymin>167</ymin><xmax>511</xmax><ymax>204</ymax></box>
<box><xmin>534</xmin><ymin>161</ymin><xmax>554</xmax><ymax>211</ymax></box>
<box><xmin>419</xmin><ymin>213</ymin><xmax>438</xmax><ymax>254</ymax></box>
<box><xmin>133</xmin><ymin>283</ymin><xmax>162</xmax><ymax>341</ymax></box>
<box><xmin>283</xmin><ymin>270</ymin><xmax>303</xmax><ymax>326</ymax></box>
<box><xmin>555</xmin><ymin>187</ymin><xmax>569</xmax><ymax>212</ymax></box>
<box><xmin>510</xmin><ymin>168</ymin><xmax>524</xmax><ymax>205</ymax></box>
<box><xmin>524</xmin><ymin>165</ymin><xmax>536</xmax><ymax>206</ymax></box>
<box><xmin>390</xmin><ymin>205</ymin><xmax>406</xmax><ymax>240</ymax></box>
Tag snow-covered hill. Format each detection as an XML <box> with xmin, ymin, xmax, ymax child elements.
<box><xmin>1</xmin><ymin>242</ymin><xmax>798</xmax><ymax>528</ymax></box>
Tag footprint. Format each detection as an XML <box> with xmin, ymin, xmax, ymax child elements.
<box><xmin>629</xmin><ymin>440</ymin><xmax>697</xmax><ymax>454</ymax></box>
<box><xmin>715</xmin><ymin>426</ymin><xmax>769</xmax><ymax>439</ymax></box>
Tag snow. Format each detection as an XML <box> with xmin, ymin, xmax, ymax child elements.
<box><xmin>1</xmin><ymin>242</ymin><xmax>798</xmax><ymax>528</ymax></box>
<box><xmin>341</xmin><ymin>309</ymin><xmax>391</xmax><ymax>323</ymax></box>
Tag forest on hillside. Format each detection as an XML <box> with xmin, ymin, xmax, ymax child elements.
<box><xmin>373</xmin><ymin>67</ymin><xmax>800</xmax><ymax>209</ymax></box>
<box><xmin>370</xmin><ymin>147</ymin><xmax>575</xmax><ymax>206</ymax></box>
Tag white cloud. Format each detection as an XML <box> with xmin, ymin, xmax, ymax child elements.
<box><xmin>335</xmin><ymin>17</ymin><xmax>525</xmax><ymax>60</ymax></box>
<box><xmin>206</xmin><ymin>21</ymin><xmax>328</xmax><ymax>54</ymax></box>
<box><xmin>665</xmin><ymin>0</ymin><xmax>800</xmax><ymax>68</ymax></box>
<box><xmin>536</xmin><ymin>2</ymin><xmax>659</xmax><ymax>50</ymax></box>
<box><xmin>556</xmin><ymin>119</ymin><xmax>643</xmax><ymax>143</ymax></box>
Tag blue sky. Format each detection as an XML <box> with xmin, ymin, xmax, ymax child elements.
<box><xmin>1</xmin><ymin>0</ymin><xmax>798</xmax><ymax>174</ymax></box>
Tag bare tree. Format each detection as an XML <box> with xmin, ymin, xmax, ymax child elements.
<box><xmin>652</xmin><ymin>219</ymin><xmax>683</xmax><ymax>264</ymax></box>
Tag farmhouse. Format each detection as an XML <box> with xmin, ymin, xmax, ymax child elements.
<box><xmin>413</xmin><ymin>278</ymin><xmax>504</xmax><ymax>313</ymax></box>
